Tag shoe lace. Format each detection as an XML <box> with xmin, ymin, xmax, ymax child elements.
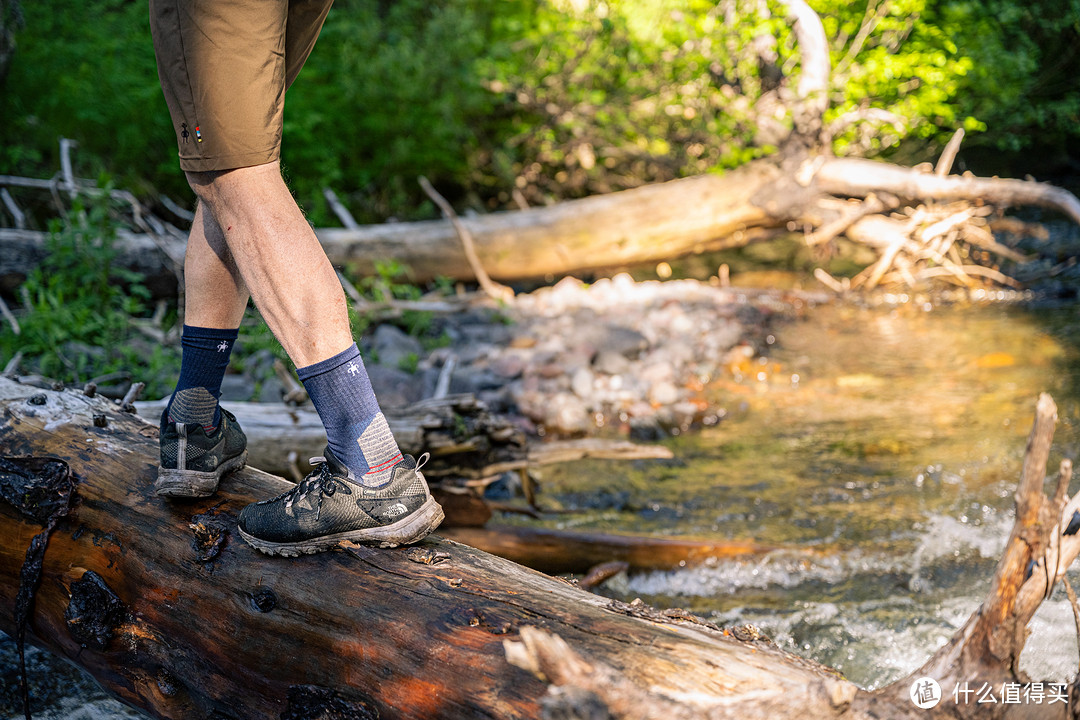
<box><xmin>283</xmin><ymin>456</ymin><xmax>352</xmax><ymax>518</ymax></box>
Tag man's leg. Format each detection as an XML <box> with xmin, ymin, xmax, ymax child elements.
<box><xmin>185</xmin><ymin>162</ymin><xmax>348</xmax><ymax>367</ymax></box>
<box><xmin>164</xmin><ymin>202</ymin><xmax>250</xmax><ymax>429</ymax></box>
<box><xmin>155</xmin><ymin>202</ymin><xmax>250</xmax><ymax>497</ymax></box>
<box><xmin>187</xmin><ymin>162</ymin><xmax>405</xmax><ymax>485</ymax></box>
<box><xmin>188</xmin><ymin>162</ymin><xmax>443</xmax><ymax>554</ymax></box>
<box><xmin>184</xmin><ymin>201</ymin><xmax>249</xmax><ymax>330</ymax></box>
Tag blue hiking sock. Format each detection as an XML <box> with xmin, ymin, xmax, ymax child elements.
<box><xmin>297</xmin><ymin>343</ymin><xmax>403</xmax><ymax>487</ymax></box>
<box><xmin>166</xmin><ymin>325</ymin><xmax>238</xmax><ymax>431</ymax></box>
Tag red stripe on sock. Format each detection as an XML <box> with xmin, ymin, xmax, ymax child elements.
<box><xmin>364</xmin><ymin>453</ymin><xmax>404</xmax><ymax>475</ymax></box>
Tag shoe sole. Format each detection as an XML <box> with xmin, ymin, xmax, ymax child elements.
<box><xmin>155</xmin><ymin>450</ymin><xmax>248</xmax><ymax>498</ymax></box>
<box><xmin>237</xmin><ymin>497</ymin><xmax>446</xmax><ymax>557</ymax></box>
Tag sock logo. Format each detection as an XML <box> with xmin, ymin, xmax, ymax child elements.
<box><xmin>217</xmin><ymin>341</ymin><xmax>230</xmax><ymax>352</ymax></box>
<box><xmin>347</xmin><ymin>362</ymin><xmax>360</xmax><ymax>376</ymax></box>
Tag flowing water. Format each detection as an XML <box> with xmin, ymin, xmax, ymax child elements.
<box><xmin>530</xmin><ymin>293</ymin><xmax>1080</xmax><ymax>690</ymax></box>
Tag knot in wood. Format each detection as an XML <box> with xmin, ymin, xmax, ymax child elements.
<box><xmin>249</xmin><ymin>587</ymin><xmax>277</xmax><ymax>613</ymax></box>
<box><xmin>406</xmin><ymin>547</ymin><xmax>450</xmax><ymax>565</ymax></box>
<box><xmin>65</xmin><ymin>570</ymin><xmax>127</xmax><ymax>650</ymax></box>
<box><xmin>189</xmin><ymin>513</ymin><xmax>228</xmax><ymax>563</ymax></box>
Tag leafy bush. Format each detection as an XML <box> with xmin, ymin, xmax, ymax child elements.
<box><xmin>0</xmin><ymin>189</ymin><xmax>180</xmax><ymax>396</ymax></box>
<box><xmin>1</xmin><ymin>0</ymin><xmax>1077</xmax><ymax>224</ymax></box>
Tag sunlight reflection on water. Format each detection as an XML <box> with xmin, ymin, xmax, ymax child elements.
<box><xmin>535</xmin><ymin>296</ymin><xmax>1080</xmax><ymax>688</ymax></box>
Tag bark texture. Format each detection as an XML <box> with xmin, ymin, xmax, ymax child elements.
<box><xmin>0</xmin><ymin>378</ymin><xmax>863</xmax><ymax>720</ymax></box>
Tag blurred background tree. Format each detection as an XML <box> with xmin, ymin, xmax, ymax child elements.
<box><xmin>0</xmin><ymin>0</ymin><xmax>1078</xmax><ymax>227</ymax></box>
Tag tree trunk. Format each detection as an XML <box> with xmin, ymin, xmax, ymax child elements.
<box><xmin>4</xmin><ymin>155</ymin><xmax>1075</xmax><ymax>291</ymax></box>
<box><xmin>0</xmin><ymin>377</ymin><xmax>866</xmax><ymax>720</ymax></box>
<box><xmin>3</xmin><ymin>380</ymin><xmax>1079</xmax><ymax>720</ymax></box>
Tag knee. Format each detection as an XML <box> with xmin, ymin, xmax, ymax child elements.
<box><xmin>184</xmin><ymin>161</ymin><xmax>283</xmax><ymax>210</ymax></box>
<box><xmin>185</xmin><ymin>170</ymin><xmax>224</xmax><ymax>208</ymax></box>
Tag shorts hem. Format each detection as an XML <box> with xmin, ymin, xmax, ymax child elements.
<box><xmin>178</xmin><ymin>148</ymin><xmax>281</xmax><ymax>173</ymax></box>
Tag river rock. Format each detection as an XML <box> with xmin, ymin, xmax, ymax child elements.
<box><xmin>648</xmin><ymin>380</ymin><xmax>680</xmax><ymax>406</ymax></box>
<box><xmin>257</xmin><ymin>376</ymin><xmax>286</xmax><ymax>403</ymax></box>
<box><xmin>491</xmin><ymin>354</ymin><xmax>526</xmax><ymax>379</ymax></box>
<box><xmin>542</xmin><ymin>392</ymin><xmax>590</xmax><ymax>434</ymax></box>
<box><xmin>593</xmin><ymin>350</ymin><xmax>630</xmax><ymax>375</ymax></box>
<box><xmin>219</xmin><ymin>373</ymin><xmax>256</xmax><ymax>402</ymax></box>
<box><xmin>372</xmin><ymin>325</ymin><xmax>422</xmax><ymax>371</ymax></box>
<box><xmin>366</xmin><ymin>364</ymin><xmax>422</xmax><ymax>409</ymax></box>
<box><xmin>570</xmin><ymin>367</ymin><xmax>594</xmax><ymax>398</ymax></box>
<box><xmin>596</xmin><ymin>325</ymin><xmax>649</xmax><ymax>358</ymax></box>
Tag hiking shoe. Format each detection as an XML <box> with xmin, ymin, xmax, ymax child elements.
<box><xmin>156</xmin><ymin>407</ymin><xmax>248</xmax><ymax>498</ymax></box>
<box><xmin>237</xmin><ymin>447</ymin><xmax>444</xmax><ymax>556</ymax></box>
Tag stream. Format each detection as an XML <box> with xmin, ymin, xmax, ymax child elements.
<box><xmin>5</xmin><ymin>287</ymin><xmax>1080</xmax><ymax>717</ymax></box>
<box><xmin>530</xmin><ymin>292</ymin><xmax>1080</xmax><ymax>690</ymax></box>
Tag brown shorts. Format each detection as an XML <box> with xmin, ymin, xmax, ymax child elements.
<box><xmin>149</xmin><ymin>0</ymin><xmax>333</xmax><ymax>172</ymax></box>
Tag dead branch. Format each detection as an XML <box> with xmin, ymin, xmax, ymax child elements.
<box><xmin>833</xmin><ymin>0</ymin><xmax>889</xmax><ymax>76</ymax></box>
<box><xmin>935</xmin><ymin>129</ymin><xmax>966</xmax><ymax>177</ymax></box>
<box><xmin>418</xmin><ymin>176</ymin><xmax>514</xmax><ymax>304</ymax></box>
<box><xmin>816</xmin><ymin>158</ymin><xmax>1080</xmax><ymax>224</ymax></box>
<box><xmin>0</xmin><ymin>187</ymin><xmax>25</xmax><ymax>229</ymax></box>
<box><xmin>805</xmin><ymin>193</ymin><xmax>894</xmax><ymax>247</ymax></box>
<box><xmin>323</xmin><ymin>187</ymin><xmax>360</xmax><ymax>230</ymax></box>
<box><xmin>0</xmin><ymin>294</ymin><xmax>19</xmax><ymax>335</ymax></box>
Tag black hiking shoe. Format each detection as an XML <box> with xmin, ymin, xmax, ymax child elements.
<box><xmin>156</xmin><ymin>407</ymin><xmax>248</xmax><ymax>498</ymax></box>
<box><xmin>237</xmin><ymin>447</ymin><xmax>444</xmax><ymax>556</ymax></box>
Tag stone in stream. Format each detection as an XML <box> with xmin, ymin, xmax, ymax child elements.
<box><xmin>593</xmin><ymin>350</ymin><xmax>631</xmax><ymax>375</ymax></box>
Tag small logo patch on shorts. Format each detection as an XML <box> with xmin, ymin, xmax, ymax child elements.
<box><xmin>194</xmin><ymin>126</ymin><xmax>203</xmax><ymax>143</ymax></box>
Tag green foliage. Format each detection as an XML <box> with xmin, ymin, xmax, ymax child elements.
<box><xmin>816</xmin><ymin>0</ymin><xmax>981</xmax><ymax>155</ymax></box>
<box><xmin>2</xmin><ymin>0</ymin><xmax>1078</xmax><ymax>224</ymax></box>
<box><xmin>349</xmin><ymin>260</ymin><xmax>436</xmax><ymax>337</ymax></box>
<box><xmin>397</xmin><ymin>352</ymin><xmax>420</xmax><ymax>374</ymax></box>
<box><xmin>476</xmin><ymin>0</ymin><xmax>781</xmax><ymax>203</ymax></box>
<box><xmin>0</xmin><ymin>189</ymin><xmax>180</xmax><ymax>396</ymax></box>
<box><xmin>283</xmin><ymin>0</ymin><xmax>498</xmax><ymax>223</ymax></box>
<box><xmin>0</xmin><ymin>0</ymin><xmax>182</xmax><ymax>196</ymax></box>
<box><xmin>941</xmin><ymin>0</ymin><xmax>1080</xmax><ymax>153</ymax></box>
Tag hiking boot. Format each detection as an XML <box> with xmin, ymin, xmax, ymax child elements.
<box><xmin>237</xmin><ymin>447</ymin><xmax>444</xmax><ymax>556</ymax></box>
<box><xmin>156</xmin><ymin>407</ymin><xmax>248</xmax><ymax>498</ymax></box>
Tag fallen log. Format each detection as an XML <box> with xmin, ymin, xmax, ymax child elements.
<box><xmin>0</xmin><ymin>376</ymin><xmax>870</xmax><ymax>719</ymax></box>
<box><xmin>5</xmin><ymin>157</ymin><xmax>1074</xmax><ymax>291</ymax></box>
<box><xmin>4</xmin><ymin>381</ymin><xmax>1080</xmax><ymax>718</ymax></box>
<box><xmin>440</xmin><ymin>525</ymin><xmax>787</xmax><ymax>574</ymax></box>
<box><xmin>135</xmin><ymin>397</ymin><xmax>672</xmax><ymax>481</ymax></box>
